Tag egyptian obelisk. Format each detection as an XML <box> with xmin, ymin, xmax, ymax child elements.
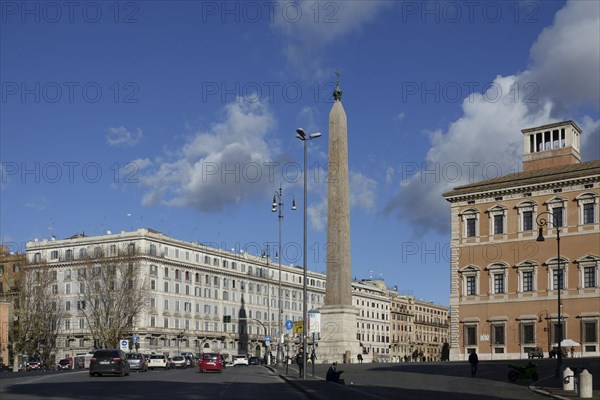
<box><xmin>319</xmin><ymin>72</ymin><xmax>359</xmax><ymax>364</ymax></box>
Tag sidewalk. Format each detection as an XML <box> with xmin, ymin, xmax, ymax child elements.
<box><xmin>271</xmin><ymin>364</ymin><xmax>600</xmax><ymax>400</ymax></box>
<box><xmin>269</xmin><ymin>364</ymin><xmax>381</xmax><ymax>400</ymax></box>
<box><xmin>531</xmin><ymin>386</ymin><xmax>600</xmax><ymax>400</ymax></box>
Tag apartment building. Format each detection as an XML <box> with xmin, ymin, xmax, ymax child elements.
<box><xmin>0</xmin><ymin>246</ymin><xmax>24</xmax><ymax>367</ymax></box>
<box><xmin>353</xmin><ymin>279</ymin><xmax>391</xmax><ymax>362</ymax></box>
<box><xmin>444</xmin><ymin>121</ymin><xmax>600</xmax><ymax>361</ymax></box>
<box><xmin>25</xmin><ymin>229</ymin><xmax>326</xmax><ymax>361</ymax></box>
<box><xmin>355</xmin><ymin>280</ymin><xmax>449</xmax><ymax>363</ymax></box>
<box><xmin>413</xmin><ymin>299</ymin><xmax>449</xmax><ymax>361</ymax></box>
<box><xmin>21</xmin><ymin>229</ymin><xmax>449</xmax><ymax>364</ymax></box>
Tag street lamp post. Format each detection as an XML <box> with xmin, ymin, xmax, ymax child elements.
<box><xmin>536</xmin><ymin>211</ymin><xmax>562</xmax><ymax>378</ymax></box>
<box><xmin>296</xmin><ymin>128</ymin><xmax>321</xmax><ymax>379</ymax></box>
<box><xmin>272</xmin><ymin>186</ymin><xmax>296</xmax><ymax>366</ymax></box>
<box><xmin>262</xmin><ymin>245</ymin><xmax>272</xmax><ymax>366</ymax></box>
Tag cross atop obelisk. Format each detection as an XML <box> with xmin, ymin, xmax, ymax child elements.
<box><xmin>333</xmin><ymin>69</ymin><xmax>343</xmax><ymax>101</ymax></box>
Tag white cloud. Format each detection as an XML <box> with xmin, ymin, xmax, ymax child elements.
<box><xmin>272</xmin><ymin>1</ymin><xmax>392</xmax><ymax>77</ymax></box>
<box><xmin>308</xmin><ymin>169</ymin><xmax>377</xmax><ymax>231</ymax></box>
<box><xmin>137</xmin><ymin>98</ymin><xmax>278</xmax><ymax>211</ymax></box>
<box><xmin>308</xmin><ymin>199</ymin><xmax>327</xmax><ymax>232</ymax></box>
<box><xmin>25</xmin><ymin>197</ymin><xmax>48</xmax><ymax>211</ymax></box>
<box><xmin>384</xmin><ymin>0</ymin><xmax>600</xmax><ymax>236</ymax></box>
<box><xmin>106</xmin><ymin>126</ymin><xmax>143</xmax><ymax>147</ymax></box>
<box><xmin>129</xmin><ymin>158</ymin><xmax>152</xmax><ymax>171</ymax></box>
<box><xmin>385</xmin><ymin>167</ymin><xmax>394</xmax><ymax>185</ymax></box>
<box><xmin>349</xmin><ymin>172</ymin><xmax>377</xmax><ymax>211</ymax></box>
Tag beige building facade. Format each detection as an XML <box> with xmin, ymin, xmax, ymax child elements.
<box><xmin>21</xmin><ymin>229</ymin><xmax>448</xmax><ymax>364</ymax></box>
<box><xmin>444</xmin><ymin>121</ymin><xmax>600</xmax><ymax>361</ymax></box>
<box><xmin>0</xmin><ymin>246</ymin><xmax>24</xmax><ymax>367</ymax></box>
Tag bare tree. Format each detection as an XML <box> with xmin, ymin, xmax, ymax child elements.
<box><xmin>77</xmin><ymin>249</ymin><xmax>147</xmax><ymax>349</ymax></box>
<box><xmin>14</xmin><ymin>262</ymin><xmax>63</xmax><ymax>368</ymax></box>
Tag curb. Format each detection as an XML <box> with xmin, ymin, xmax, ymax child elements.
<box><xmin>530</xmin><ymin>388</ymin><xmax>572</xmax><ymax>400</ymax></box>
<box><xmin>279</xmin><ymin>374</ymin><xmax>322</xmax><ymax>400</ymax></box>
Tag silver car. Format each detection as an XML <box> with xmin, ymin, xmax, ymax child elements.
<box><xmin>170</xmin><ymin>355</ymin><xmax>187</xmax><ymax>369</ymax></box>
<box><xmin>126</xmin><ymin>353</ymin><xmax>148</xmax><ymax>372</ymax></box>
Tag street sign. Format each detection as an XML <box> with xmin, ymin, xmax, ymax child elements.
<box><xmin>133</xmin><ymin>335</ymin><xmax>139</xmax><ymax>344</ymax></box>
<box><xmin>293</xmin><ymin>321</ymin><xmax>303</xmax><ymax>334</ymax></box>
<box><xmin>120</xmin><ymin>339</ymin><xmax>129</xmax><ymax>351</ymax></box>
<box><xmin>285</xmin><ymin>320</ymin><xmax>293</xmax><ymax>330</ymax></box>
<box><xmin>265</xmin><ymin>335</ymin><xmax>270</xmax><ymax>342</ymax></box>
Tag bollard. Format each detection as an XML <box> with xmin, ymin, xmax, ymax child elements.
<box><xmin>578</xmin><ymin>369</ymin><xmax>593</xmax><ymax>398</ymax></box>
<box><xmin>563</xmin><ymin>367</ymin><xmax>574</xmax><ymax>391</ymax></box>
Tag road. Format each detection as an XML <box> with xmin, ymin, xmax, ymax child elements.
<box><xmin>0</xmin><ymin>365</ymin><xmax>307</xmax><ymax>400</ymax></box>
<box><xmin>1</xmin><ymin>358</ymin><xmax>598</xmax><ymax>400</ymax></box>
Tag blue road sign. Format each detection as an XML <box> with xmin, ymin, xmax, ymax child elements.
<box><xmin>265</xmin><ymin>335</ymin><xmax>270</xmax><ymax>342</ymax></box>
<box><xmin>285</xmin><ymin>320</ymin><xmax>293</xmax><ymax>330</ymax></box>
<box><xmin>133</xmin><ymin>335</ymin><xmax>139</xmax><ymax>344</ymax></box>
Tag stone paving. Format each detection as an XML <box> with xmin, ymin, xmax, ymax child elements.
<box><xmin>269</xmin><ymin>361</ymin><xmax>599</xmax><ymax>400</ymax></box>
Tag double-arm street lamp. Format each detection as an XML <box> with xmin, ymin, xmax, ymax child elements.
<box><xmin>536</xmin><ymin>211</ymin><xmax>562</xmax><ymax>378</ymax></box>
<box><xmin>272</xmin><ymin>186</ymin><xmax>296</xmax><ymax>366</ymax></box>
<box><xmin>296</xmin><ymin>128</ymin><xmax>321</xmax><ymax>379</ymax></box>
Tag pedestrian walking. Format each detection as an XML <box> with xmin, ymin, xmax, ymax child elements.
<box><xmin>357</xmin><ymin>353</ymin><xmax>363</xmax><ymax>363</ymax></box>
<box><xmin>468</xmin><ymin>350</ymin><xmax>479</xmax><ymax>377</ymax></box>
<box><xmin>296</xmin><ymin>347</ymin><xmax>304</xmax><ymax>378</ymax></box>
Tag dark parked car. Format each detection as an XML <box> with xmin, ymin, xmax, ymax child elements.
<box><xmin>89</xmin><ymin>349</ymin><xmax>130</xmax><ymax>377</ymax></box>
<box><xmin>26</xmin><ymin>357</ymin><xmax>43</xmax><ymax>371</ymax></box>
<box><xmin>57</xmin><ymin>359</ymin><xmax>72</xmax><ymax>370</ymax></box>
<box><xmin>126</xmin><ymin>353</ymin><xmax>147</xmax><ymax>372</ymax></box>
<box><xmin>248</xmin><ymin>356</ymin><xmax>260</xmax><ymax>365</ymax></box>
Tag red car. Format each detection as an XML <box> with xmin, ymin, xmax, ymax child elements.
<box><xmin>199</xmin><ymin>353</ymin><xmax>223</xmax><ymax>373</ymax></box>
<box><xmin>26</xmin><ymin>357</ymin><xmax>43</xmax><ymax>371</ymax></box>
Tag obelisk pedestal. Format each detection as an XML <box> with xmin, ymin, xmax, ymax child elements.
<box><xmin>318</xmin><ymin>75</ymin><xmax>359</xmax><ymax>364</ymax></box>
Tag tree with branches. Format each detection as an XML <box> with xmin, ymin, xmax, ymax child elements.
<box><xmin>13</xmin><ymin>262</ymin><xmax>63</xmax><ymax>368</ymax></box>
<box><xmin>76</xmin><ymin>249</ymin><xmax>147</xmax><ymax>349</ymax></box>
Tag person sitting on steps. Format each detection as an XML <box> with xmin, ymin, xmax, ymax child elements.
<box><xmin>326</xmin><ymin>362</ymin><xmax>345</xmax><ymax>384</ymax></box>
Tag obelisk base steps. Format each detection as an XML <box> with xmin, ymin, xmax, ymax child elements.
<box><xmin>317</xmin><ymin>305</ymin><xmax>360</xmax><ymax>364</ymax></box>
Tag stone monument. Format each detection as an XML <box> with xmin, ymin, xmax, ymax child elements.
<box><xmin>318</xmin><ymin>72</ymin><xmax>359</xmax><ymax>364</ymax></box>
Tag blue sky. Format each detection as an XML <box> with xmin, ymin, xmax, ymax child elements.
<box><xmin>1</xmin><ymin>0</ymin><xmax>599</xmax><ymax>306</ymax></box>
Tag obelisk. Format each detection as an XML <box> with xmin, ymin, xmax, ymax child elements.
<box><xmin>319</xmin><ymin>72</ymin><xmax>359</xmax><ymax>364</ymax></box>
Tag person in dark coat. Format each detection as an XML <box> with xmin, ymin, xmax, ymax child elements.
<box><xmin>296</xmin><ymin>347</ymin><xmax>304</xmax><ymax>378</ymax></box>
<box><xmin>468</xmin><ymin>351</ymin><xmax>479</xmax><ymax>377</ymax></box>
<box><xmin>326</xmin><ymin>362</ymin><xmax>345</xmax><ymax>384</ymax></box>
